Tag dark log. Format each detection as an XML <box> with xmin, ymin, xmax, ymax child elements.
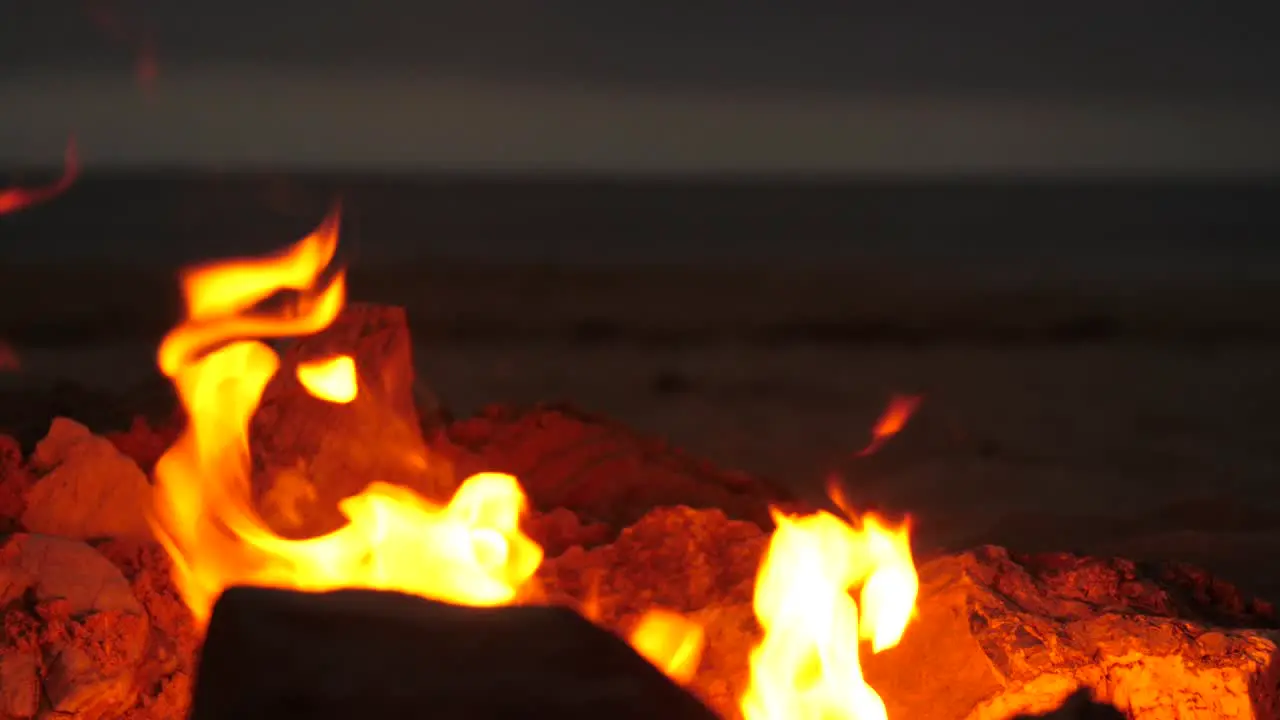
<box><xmin>190</xmin><ymin>586</ymin><xmax>721</xmax><ymax>720</ymax></box>
<box><xmin>249</xmin><ymin>303</ymin><xmax>454</xmax><ymax>537</ymax></box>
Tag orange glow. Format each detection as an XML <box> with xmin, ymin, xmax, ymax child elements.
<box><xmin>740</xmin><ymin>505</ymin><xmax>917</xmax><ymax>720</ymax></box>
<box><xmin>855</xmin><ymin>394</ymin><xmax>922</xmax><ymax>457</ymax></box>
<box><xmin>296</xmin><ymin>354</ymin><xmax>357</xmax><ymax>404</ymax></box>
<box><xmin>150</xmin><ymin>209</ymin><xmax>922</xmax><ymax>717</ymax></box>
<box><xmin>629</xmin><ymin>609</ymin><xmax>705</xmax><ymax>685</ymax></box>
<box><xmin>0</xmin><ymin>342</ymin><xmax>18</xmax><ymax>372</ymax></box>
<box><xmin>0</xmin><ymin>137</ymin><xmax>79</xmax><ymax>215</ymax></box>
<box><xmin>150</xmin><ymin>207</ymin><xmax>542</xmax><ymax>625</ymax></box>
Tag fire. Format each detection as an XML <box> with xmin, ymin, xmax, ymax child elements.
<box><xmin>150</xmin><ymin>208</ymin><xmax>920</xmax><ymax>716</ymax></box>
<box><xmin>0</xmin><ymin>136</ymin><xmax>79</xmax><ymax>215</ymax></box>
<box><xmin>296</xmin><ymin>354</ymin><xmax>358</xmax><ymax>403</ymax></box>
<box><xmin>150</xmin><ymin>207</ymin><xmax>541</xmax><ymax>625</ymax></box>
<box><xmin>630</xmin><ymin>609</ymin><xmax>705</xmax><ymax>685</ymax></box>
<box><xmin>855</xmin><ymin>394</ymin><xmax>921</xmax><ymax>457</ymax></box>
<box><xmin>740</xmin><ymin>508</ymin><xmax>917</xmax><ymax>720</ymax></box>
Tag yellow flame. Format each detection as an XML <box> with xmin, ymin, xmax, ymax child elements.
<box><xmin>629</xmin><ymin>608</ymin><xmax>705</xmax><ymax>685</ymax></box>
<box><xmin>296</xmin><ymin>354</ymin><xmax>357</xmax><ymax>404</ymax></box>
<box><xmin>740</xmin><ymin>508</ymin><xmax>918</xmax><ymax>720</ymax></box>
<box><xmin>150</xmin><ymin>207</ymin><xmax>542</xmax><ymax>626</ymax></box>
<box><xmin>149</xmin><ymin>207</ymin><xmax>921</xmax><ymax>719</ymax></box>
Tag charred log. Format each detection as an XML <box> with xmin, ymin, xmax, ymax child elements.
<box><xmin>190</xmin><ymin>585</ymin><xmax>721</xmax><ymax>720</ymax></box>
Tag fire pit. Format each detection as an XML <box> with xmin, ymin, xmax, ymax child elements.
<box><xmin>1</xmin><ymin>209</ymin><xmax>1277</xmax><ymax>719</ymax></box>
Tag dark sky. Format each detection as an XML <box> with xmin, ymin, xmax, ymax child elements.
<box><xmin>2</xmin><ymin>0</ymin><xmax>1279</xmax><ymax>172</ymax></box>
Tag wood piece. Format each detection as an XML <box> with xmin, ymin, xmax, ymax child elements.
<box><xmin>862</xmin><ymin>546</ymin><xmax>1280</xmax><ymax>720</ymax></box>
<box><xmin>249</xmin><ymin>303</ymin><xmax>454</xmax><ymax>537</ymax></box>
<box><xmin>190</xmin><ymin>586</ymin><xmax>721</xmax><ymax>720</ymax></box>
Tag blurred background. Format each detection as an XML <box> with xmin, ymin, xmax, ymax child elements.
<box><xmin>3</xmin><ymin>0</ymin><xmax>1280</xmax><ymax>569</ymax></box>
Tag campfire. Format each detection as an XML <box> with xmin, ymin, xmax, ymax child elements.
<box><xmin>151</xmin><ymin>207</ymin><xmax>919</xmax><ymax>719</ymax></box>
<box><xmin>2</xmin><ymin>203</ymin><xmax>1279</xmax><ymax>719</ymax></box>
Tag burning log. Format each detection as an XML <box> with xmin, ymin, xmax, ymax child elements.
<box><xmin>249</xmin><ymin>302</ymin><xmax>453</xmax><ymax>537</ymax></box>
<box><xmin>862</xmin><ymin>546</ymin><xmax>1280</xmax><ymax>719</ymax></box>
<box><xmin>190</xmin><ymin>585</ymin><xmax>721</xmax><ymax>720</ymax></box>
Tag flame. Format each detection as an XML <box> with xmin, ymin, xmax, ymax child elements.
<box><xmin>740</xmin><ymin>506</ymin><xmax>917</xmax><ymax>720</ymax></box>
<box><xmin>0</xmin><ymin>136</ymin><xmax>79</xmax><ymax>215</ymax></box>
<box><xmin>150</xmin><ymin>208</ymin><xmax>923</xmax><ymax>716</ymax></box>
<box><xmin>150</xmin><ymin>207</ymin><xmax>542</xmax><ymax>625</ymax></box>
<box><xmin>296</xmin><ymin>354</ymin><xmax>357</xmax><ymax>404</ymax></box>
<box><xmin>855</xmin><ymin>394</ymin><xmax>921</xmax><ymax>457</ymax></box>
<box><xmin>629</xmin><ymin>609</ymin><xmax>705</xmax><ymax>685</ymax></box>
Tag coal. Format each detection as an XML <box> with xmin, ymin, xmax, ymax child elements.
<box><xmin>190</xmin><ymin>586</ymin><xmax>721</xmax><ymax>720</ymax></box>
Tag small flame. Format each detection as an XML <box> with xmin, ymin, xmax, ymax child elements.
<box><xmin>151</xmin><ymin>207</ymin><xmax>542</xmax><ymax>626</ymax></box>
<box><xmin>630</xmin><ymin>608</ymin><xmax>705</xmax><ymax>685</ymax></box>
<box><xmin>740</xmin><ymin>504</ymin><xmax>918</xmax><ymax>720</ymax></box>
<box><xmin>150</xmin><ymin>208</ymin><xmax>923</xmax><ymax>718</ymax></box>
<box><xmin>296</xmin><ymin>354</ymin><xmax>357</xmax><ymax>404</ymax></box>
<box><xmin>0</xmin><ymin>137</ymin><xmax>79</xmax><ymax>215</ymax></box>
<box><xmin>855</xmin><ymin>394</ymin><xmax>921</xmax><ymax>457</ymax></box>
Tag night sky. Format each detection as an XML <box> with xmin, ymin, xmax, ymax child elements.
<box><xmin>2</xmin><ymin>0</ymin><xmax>1280</xmax><ymax>172</ymax></box>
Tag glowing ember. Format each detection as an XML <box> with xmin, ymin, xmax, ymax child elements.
<box><xmin>150</xmin><ymin>207</ymin><xmax>542</xmax><ymax>625</ymax></box>
<box><xmin>855</xmin><ymin>394</ymin><xmax>922</xmax><ymax>457</ymax></box>
<box><xmin>630</xmin><ymin>609</ymin><xmax>705</xmax><ymax>685</ymax></box>
<box><xmin>0</xmin><ymin>136</ymin><xmax>79</xmax><ymax>215</ymax></box>
<box><xmin>740</xmin><ymin>507</ymin><xmax>917</xmax><ymax>720</ymax></box>
<box><xmin>296</xmin><ymin>354</ymin><xmax>358</xmax><ymax>404</ymax></box>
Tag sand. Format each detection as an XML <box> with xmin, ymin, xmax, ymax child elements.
<box><xmin>3</xmin><ymin>264</ymin><xmax>1280</xmax><ymax>598</ymax></box>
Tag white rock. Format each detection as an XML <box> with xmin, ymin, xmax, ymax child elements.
<box><xmin>20</xmin><ymin>417</ymin><xmax>153</xmax><ymax>541</ymax></box>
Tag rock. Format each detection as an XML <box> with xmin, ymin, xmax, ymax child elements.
<box><xmin>20</xmin><ymin>418</ymin><xmax>152</xmax><ymax>541</ymax></box>
<box><xmin>249</xmin><ymin>303</ymin><xmax>450</xmax><ymax>537</ymax></box>
<box><xmin>439</xmin><ymin>403</ymin><xmax>799</xmax><ymax>536</ymax></box>
<box><xmin>539</xmin><ymin>506</ymin><xmax>769</xmax><ymax>718</ymax></box>
<box><xmin>0</xmin><ymin>435</ymin><xmax>35</xmax><ymax>531</ymax></box>
<box><xmin>105</xmin><ymin>416</ymin><xmax>182</xmax><ymax>475</ymax></box>
<box><xmin>0</xmin><ymin>533</ymin><xmax>150</xmax><ymax>719</ymax></box>
<box><xmin>862</xmin><ymin>546</ymin><xmax>1280</xmax><ymax>720</ymax></box>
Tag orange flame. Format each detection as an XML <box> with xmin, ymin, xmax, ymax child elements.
<box><xmin>629</xmin><ymin>609</ymin><xmax>705</xmax><ymax>685</ymax></box>
<box><xmin>740</xmin><ymin>503</ymin><xmax>917</xmax><ymax>720</ymax></box>
<box><xmin>150</xmin><ymin>210</ymin><xmax>921</xmax><ymax>712</ymax></box>
<box><xmin>0</xmin><ymin>137</ymin><xmax>79</xmax><ymax>215</ymax></box>
<box><xmin>855</xmin><ymin>394</ymin><xmax>921</xmax><ymax>457</ymax></box>
<box><xmin>150</xmin><ymin>207</ymin><xmax>542</xmax><ymax>625</ymax></box>
<box><xmin>296</xmin><ymin>354</ymin><xmax>357</xmax><ymax>404</ymax></box>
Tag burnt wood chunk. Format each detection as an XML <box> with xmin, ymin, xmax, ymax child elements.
<box><xmin>190</xmin><ymin>586</ymin><xmax>721</xmax><ymax>720</ymax></box>
<box><xmin>249</xmin><ymin>303</ymin><xmax>454</xmax><ymax>537</ymax></box>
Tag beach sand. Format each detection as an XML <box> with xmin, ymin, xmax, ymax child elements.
<box><xmin>3</xmin><ymin>264</ymin><xmax>1279</xmax><ymax>597</ymax></box>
